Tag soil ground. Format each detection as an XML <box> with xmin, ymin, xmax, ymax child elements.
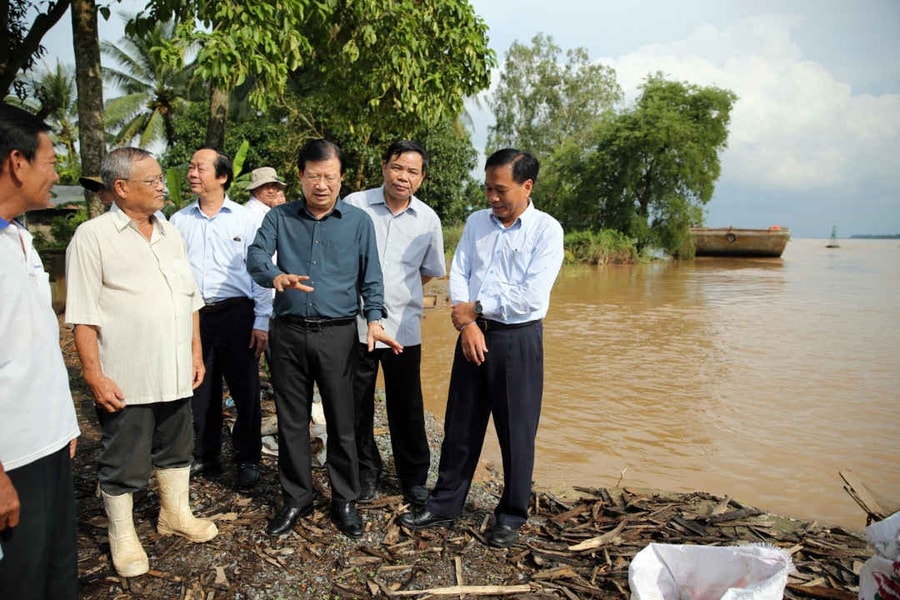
<box><xmin>61</xmin><ymin>322</ymin><xmax>870</xmax><ymax>599</ymax></box>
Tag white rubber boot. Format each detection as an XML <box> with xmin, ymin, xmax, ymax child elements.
<box><xmin>101</xmin><ymin>491</ymin><xmax>149</xmax><ymax>578</ymax></box>
<box><xmin>155</xmin><ymin>466</ymin><xmax>218</xmax><ymax>542</ymax></box>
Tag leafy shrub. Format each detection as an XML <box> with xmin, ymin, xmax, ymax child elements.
<box><xmin>564</xmin><ymin>229</ymin><xmax>636</xmax><ymax>264</ymax></box>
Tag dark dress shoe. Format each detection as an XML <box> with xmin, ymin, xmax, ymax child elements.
<box><xmin>358</xmin><ymin>475</ymin><xmax>379</xmax><ymax>504</ymax></box>
<box><xmin>330</xmin><ymin>501</ymin><xmax>364</xmax><ymax>538</ymax></box>
<box><xmin>486</xmin><ymin>523</ymin><xmax>518</xmax><ymax>548</ymax></box>
<box><xmin>398</xmin><ymin>509</ymin><xmax>454</xmax><ymax>530</ymax></box>
<box><xmin>265</xmin><ymin>503</ymin><xmax>314</xmax><ymax>535</ymax></box>
<box><xmin>190</xmin><ymin>458</ymin><xmax>222</xmax><ymax>478</ymax></box>
<box><xmin>237</xmin><ymin>464</ymin><xmax>261</xmax><ymax>488</ymax></box>
<box><xmin>402</xmin><ymin>485</ymin><xmax>429</xmax><ymax>507</ymax></box>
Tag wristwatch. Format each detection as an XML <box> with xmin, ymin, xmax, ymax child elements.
<box><xmin>474</xmin><ymin>300</ymin><xmax>483</xmax><ymax>317</ymax></box>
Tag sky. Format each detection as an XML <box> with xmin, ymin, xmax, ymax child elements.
<box><xmin>39</xmin><ymin>0</ymin><xmax>900</xmax><ymax>237</ymax></box>
<box><xmin>465</xmin><ymin>0</ymin><xmax>900</xmax><ymax>238</ymax></box>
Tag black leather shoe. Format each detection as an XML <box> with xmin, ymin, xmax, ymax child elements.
<box><xmin>237</xmin><ymin>463</ymin><xmax>261</xmax><ymax>488</ymax></box>
<box><xmin>486</xmin><ymin>523</ymin><xmax>518</xmax><ymax>548</ymax></box>
<box><xmin>330</xmin><ymin>501</ymin><xmax>364</xmax><ymax>538</ymax></box>
<box><xmin>358</xmin><ymin>473</ymin><xmax>379</xmax><ymax>504</ymax></box>
<box><xmin>265</xmin><ymin>503</ymin><xmax>314</xmax><ymax>535</ymax></box>
<box><xmin>399</xmin><ymin>509</ymin><xmax>454</xmax><ymax>530</ymax></box>
<box><xmin>402</xmin><ymin>485</ymin><xmax>429</xmax><ymax>507</ymax></box>
<box><xmin>190</xmin><ymin>458</ymin><xmax>222</xmax><ymax>478</ymax></box>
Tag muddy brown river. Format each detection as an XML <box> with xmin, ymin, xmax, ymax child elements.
<box><xmin>417</xmin><ymin>238</ymin><xmax>900</xmax><ymax>529</ymax></box>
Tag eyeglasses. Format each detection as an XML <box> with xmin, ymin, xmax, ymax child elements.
<box><xmin>303</xmin><ymin>173</ymin><xmax>340</xmax><ymax>185</ymax></box>
<box><xmin>127</xmin><ymin>174</ymin><xmax>167</xmax><ymax>188</ymax></box>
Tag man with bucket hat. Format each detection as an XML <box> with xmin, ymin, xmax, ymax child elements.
<box><xmin>80</xmin><ymin>175</ymin><xmax>117</xmax><ymax>208</ymax></box>
<box><xmin>245</xmin><ymin>167</ymin><xmax>286</xmax><ymax>223</ymax></box>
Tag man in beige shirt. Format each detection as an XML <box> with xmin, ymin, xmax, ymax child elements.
<box><xmin>65</xmin><ymin>147</ymin><xmax>218</xmax><ymax>578</ymax></box>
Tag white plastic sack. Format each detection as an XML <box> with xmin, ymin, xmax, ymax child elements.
<box><xmin>628</xmin><ymin>543</ymin><xmax>792</xmax><ymax>600</ymax></box>
<box><xmin>859</xmin><ymin>510</ymin><xmax>900</xmax><ymax>600</ymax></box>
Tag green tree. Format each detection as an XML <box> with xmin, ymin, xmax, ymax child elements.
<box><xmin>487</xmin><ymin>33</ymin><xmax>621</xmax><ymax>156</ymax></box>
<box><xmin>1</xmin><ymin>0</ymin><xmax>72</xmax><ymax>96</ymax></box>
<box><xmin>102</xmin><ymin>17</ymin><xmax>193</xmax><ymax>149</ymax></box>
<box><xmin>131</xmin><ymin>0</ymin><xmax>493</xmax><ymax>149</ymax></box>
<box><xmin>29</xmin><ymin>61</ymin><xmax>80</xmax><ymax>182</ymax></box>
<box><xmin>486</xmin><ymin>33</ymin><xmax>621</xmax><ymax>216</ymax></box>
<box><xmin>411</xmin><ymin>119</ymin><xmax>479</xmax><ymax>225</ymax></box>
<box><xmin>570</xmin><ymin>74</ymin><xmax>737</xmax><ymax>256</ymax></box>
<box><xmin>162</xmin><ymin>99</ymin><xmax>480</xmax><ymax>225</ymax></box>
<box><xmin>71</xmin><ymin>0</ymin><xmax>107</xmax><ymax>218</ymax></box>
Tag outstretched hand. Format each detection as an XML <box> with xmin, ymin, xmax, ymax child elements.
<box><xmin>273</xmin><ymin>273</ymin><xmax>314</xmax><ymax>293</ymax></box>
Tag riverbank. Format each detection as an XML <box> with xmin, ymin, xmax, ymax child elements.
<box><xmin>59</xmin><ymin>320</ymin><xmax>869</xmax><ymax>598</ymax></box>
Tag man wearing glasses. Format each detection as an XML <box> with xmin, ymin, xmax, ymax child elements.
<box><xmin>248</xmin><ymin>139</ymin><xmax>401</xmax><ymax>539</ymax></box>
<box><xmin>66</xmin><ymin>147</ymin><xmax>217</xmax><ymax>578</ymax></box>
<box><xmin>170</xmin><ymin>147</ymin><xmax>272</xmax><ymax>489</ymax></box>
<box><xmin>244</xmin><ymin>166</ymin><xmax>287</xmax><ymax>222</ymax></box>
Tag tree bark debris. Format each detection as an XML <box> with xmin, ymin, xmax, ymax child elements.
<box><xmin>58</xmin><ymin>323</ymin><xmax>870</xmax><ymax>599</ymax></box>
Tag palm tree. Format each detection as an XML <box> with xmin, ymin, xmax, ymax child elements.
<box><xmin>30</xmin><ymin>62</ymin><xmax>80</xmax><ymax>183</ymax></box>
<box><xmin>101</xmin><ymin>17</ymin><xmax>194</xmax><ymax>149</ymax></box>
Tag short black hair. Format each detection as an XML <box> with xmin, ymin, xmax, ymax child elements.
<box><xmin>196</xmin><ymin>145</ymin><xmax>234</xmax><ymax>190</ymax></box>
<box><xmin>382</xmin><ymin>140</ymin><xmax>428</xmax><ymax>173</ymax></box>
<box><xmin>297</xmin><ymin>139</ymin><xmax>344</xmax><ymax>174</ymax></box>
<box><xmin>0</xmin><ymin>103</ymin><xmax>51</xmax><ymax>173</ymax></box>
<box><xmin>485</xmin><ymin>148</ymin><xmax>539</xmax><ymax>185</ymax></box>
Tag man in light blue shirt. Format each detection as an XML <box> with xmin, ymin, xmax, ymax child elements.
<box><xmin>400</xmin><ymin>149</ymin><xmax>564</xmax><ymax>549</ymax></box>
<box><xmin>170</xmin><ymin>147</ymin><xmax>272</xmax><ymax>489</ymax></box>
<box><xmin>344</xmin><ymin>140</ymin><xmax>445</xmax><ymax>507</ymax></box>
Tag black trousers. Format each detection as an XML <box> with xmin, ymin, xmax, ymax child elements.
<box><xmin>97</xmin><ymin>398</ymin><xmax>193</xmax><ymax>495</ymax></box>
<box><xmin>426</xmin><ymin>321</ymin><xmax>544</xmax><ymax>529</ymax></box>
<box><xmin>0</xmin><ymin>445</ymin><xmax>77</xmax><ymax>600</ymax></box>
<box><xmin>194</xmin><ymin>298</ymin><xmax>261</xmax><ymax>465</ymax></box>
<box><xmin>269</xmin><ymin>316</ymin><xmax>359</xmax><ymax>506</ymax></box>
<box><xmin>353</xmin><ymin>343</ymin><xmax>429</xmax><ymax>492</ymax></box>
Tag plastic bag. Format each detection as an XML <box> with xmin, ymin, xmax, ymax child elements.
<box><xmin>859</xmin><ymin>511</ymin><xmax>900</xmax><ymax>600</ymax></box>
<box><xmin>628</xmin><ymin>543</ymin><xmax>792</xmax><ymax>600</ymax></box>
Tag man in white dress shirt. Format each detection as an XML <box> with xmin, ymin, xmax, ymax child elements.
<box><xmin>0</xmin><ymin>103</ymin><xmax>80</xmax><ymax>600</ymax></box>
<box><xmin>244</xmin><ymin>166</ymin><xmax>286</xmax><ymax>224</ymax></box>
<box><xmin>66</xmin><ymin>146</ymin><xmax>217</xmax><ymax>578</ymax></box>
<box><xmin>344</xmin><ymin>140</ymin><xmax>445</xmax><ymax>506</ymax></box>
<box><xmin>400</xmin><ymin>148</ymin><xmax>564</xmax><ymax>549</ymax></box>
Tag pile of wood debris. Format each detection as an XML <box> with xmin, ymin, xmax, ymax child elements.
<box><xmin>61</xmin><ymin>324</ymin><xmax>870</xmax><ymax>599</ymax></box>
<box><xmin>358</xmin><ymin>485</ymin><xmax>868</xmax><ymax>599</ymax></box>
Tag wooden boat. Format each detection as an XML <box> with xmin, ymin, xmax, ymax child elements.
<box><xmin>690</xmin><ymin>226</ymin><xmax>791</xmax><ymax>258</ymax></box>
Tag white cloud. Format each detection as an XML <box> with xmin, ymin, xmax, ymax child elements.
<box><xmin>603</xmin><ymin>15</ymin><xmax>900</xmax><ymax>197</ymax></box>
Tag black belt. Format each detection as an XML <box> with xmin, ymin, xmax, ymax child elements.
<box><xmin>476</xmin><ymin>318</ymin><xmax>540</xmax><ymax>332</ymax></box>
<box><xmin>280</xmin><ymin>315</ymin><xmax>356</xmax><ymax>330</ymax></box>
<box><xmin>200</xmin><ymin>296</ymin><xmax>252</xmax><ymax>314</ymax></box>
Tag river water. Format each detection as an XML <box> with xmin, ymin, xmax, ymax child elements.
<box><xmin>417</xmin><ymin>237</ymin><xmax>900</xmax><ymax>530</ymax></box>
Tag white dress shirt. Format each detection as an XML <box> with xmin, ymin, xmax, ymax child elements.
<box><xmin>0</xmin><ymin>220</ymin><xmax>78</xmax><ymax>471</ymax></box>
<box><xmin>450</xmin><ymin>201</ymin><xmax>564</xmax><ymax>324</ymax></box>
<box><xmin>65</xmin><ymin>205</ymin><xmax>204</xmax><ymax>405</ymax></box>
<box><xmin>170</xmin><ymin>197</ymin><xmax>272</xmax><ymax>331</ymax></box>
<box><xmin>344</xmin><ymin>186</ymin><xmax>445</xmax><ymax>346</ymax></box>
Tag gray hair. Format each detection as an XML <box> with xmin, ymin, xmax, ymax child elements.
<box><xmin>100</xmin><ymin>147</ymin><xmax>155</xmax><ymax>190</ymax></box>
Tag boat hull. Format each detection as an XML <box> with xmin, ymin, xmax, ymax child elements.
<box><xmin>690</xmin><ymin>227</ymin><xmax>790</xmax><ymax>258</ymax></box>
